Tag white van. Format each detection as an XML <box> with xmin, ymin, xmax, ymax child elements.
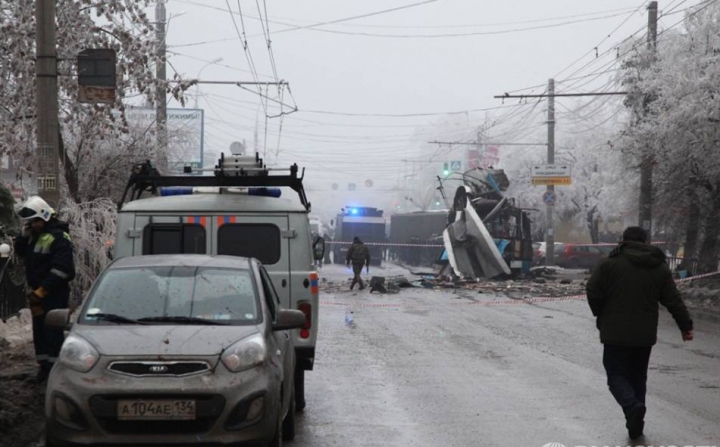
<box><xmin>113</xmin><ymin>155</ymin><xmax>323</xmax><ymax>410</ymax></box>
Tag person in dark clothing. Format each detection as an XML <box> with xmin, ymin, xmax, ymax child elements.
<box><xmin>586</xmin><ymin>226</ymin><xmax>693</xmax><ymax>441</ymax></box>
<box><xmin>14</xmin><ymin>196</ymin><xmax>76</xmax><ymax>380</ymax></box>
<box><xmin>346</xmin><ymin>237</ymin><xmax>370</xmax><ymax>290</ymax></box>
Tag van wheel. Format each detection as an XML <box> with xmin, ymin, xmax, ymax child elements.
<box><xmin>294</xmin><ymin>368</ymin><xmax>306</xmax><ymax>411</ymax></box>
<box><xmin>282</xmin><ymin>387</ymin><xmax>296</xmax><ymax>441</ymax></box>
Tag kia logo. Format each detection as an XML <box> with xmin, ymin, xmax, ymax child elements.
<box><xmin>149</xmin><ymin>365</ymin><xmax>168</xmax><ymax>374</ymax></box>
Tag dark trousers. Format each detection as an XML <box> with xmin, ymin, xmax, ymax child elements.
<box><xmin>603</xmin><ymin>344</ymin><xmax>652</xmax><ymax>415</ymax></box>
<box><xmin>32</xmin><ymin>295</ymin><xmax>68</xmax><ymax>371</ymax></box>
<box><xmin>351</xmin><ymin>263</ymin><xmax>365</xmax><ymax>289</ymax></box>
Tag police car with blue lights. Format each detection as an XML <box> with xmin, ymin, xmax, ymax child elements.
<box><xmin>111</xmin><ymin>153</ymin><xmax>323</xmax><ymax>412</ymax></box>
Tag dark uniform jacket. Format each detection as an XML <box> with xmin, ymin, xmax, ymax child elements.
<box><xmin>14</xmin><ymin>219</ymin><xmax>75</xmax><ymax>308</ymax></box>
<box><xmin>346</xmin><ymin>241</ymin><xmax>370</xmax><ymax>266</ymax></box>
<box><xmin>586</xmin><ymin>241</ymin><xmax>693</xmax><ymax>347</ymax></box>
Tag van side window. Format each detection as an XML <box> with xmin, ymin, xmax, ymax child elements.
<box><xmin>217</xmin><ymin>224</ymin><xmax>281</xmax><ymax>265</ymax></box>
<box><xmin>142</xmin><ymin>224</ymin><xmax>207</xmax><ymax>255</ymax></box>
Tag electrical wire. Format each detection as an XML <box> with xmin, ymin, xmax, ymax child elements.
<box><xmin>256</xmin><ymin>0</ymin><xmax>279</xmax><ymax>83</ymax></box>
<box><xmin>261</xmin><ymin>11</ymin><xmax>635</xmax><ymax>39</ymax></box>
<box><xmin>552</xmin><ymin>1</ymin><xmax>648</xmax><ymax>81</ymax></box>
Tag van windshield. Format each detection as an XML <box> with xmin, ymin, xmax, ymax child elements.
<box><xmin>81</xmin><ymin>266</ymin><xmax>260</xmax><ymax>325</ymax></box>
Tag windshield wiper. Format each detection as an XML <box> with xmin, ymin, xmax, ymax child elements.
<box><xmin>137</xmin><ymin>316</ymin><xmax>228</xmax><ymax>325</ymax></box>
<box><xmin>88</xmin><ymin>313</ymin><xmax>145</xmax><ymax>325</ymax></box>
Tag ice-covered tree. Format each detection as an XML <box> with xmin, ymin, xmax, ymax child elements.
<box><xmin>0</xmin><ymin>0</ymin><xmax>188</xmax><ymax>203</ymax></box>
<box><xmin>618</xmin><ymin>2</ymin><xmax>720</xmax><ymax>270</ymax></box>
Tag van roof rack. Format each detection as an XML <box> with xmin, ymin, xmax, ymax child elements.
<box><xmin>118</xmin><ymin>153</ymin><xmax>311</xmax><ymax>211</ymax></box>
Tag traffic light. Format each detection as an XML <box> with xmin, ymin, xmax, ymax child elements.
<box><xmin>443</xmin><ymin>163</ymin><xmax>449</xmax><ymax>176</ymax></box>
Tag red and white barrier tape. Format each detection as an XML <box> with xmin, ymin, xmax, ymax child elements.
<box><xmin>327</xmin><ymin>241</ymin><xmax>443</xmax><ymax>248</ymax></box>
<box><xmin>677</xmin><ymin>270</ymin><xmax>720</xmax><ymax>283</ymax></box>
<box><xmin>326</xmin><ymin>241</ymin><xmax>670</xmax><ymax>249</ymax></box>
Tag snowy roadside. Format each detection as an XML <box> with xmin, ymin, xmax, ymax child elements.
<box><xmin>0</xmin><ymin>308</ymin><xmax>33</xmax><ymax>350</ymax></box>
<box><xmin>680</xmin><ymin>279</ymin><xmax>720</xmax><ymax>321</ymax></box>
<box><xmin>0</xmin><ymin>309</ymin><xmax>45</xmax><ymax>447</ymax></box>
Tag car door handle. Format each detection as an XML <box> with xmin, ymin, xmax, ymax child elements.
<box><xmin>282</xmin><ymin>279</ymin><xmax>287</xmax><ymax>288</ymax></box>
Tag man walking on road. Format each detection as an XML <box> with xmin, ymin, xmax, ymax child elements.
<box><xmin>346</xmin><ymin>237</ymin><xmax>370</xmax><ymax>290</ymax></box>
<box><xmin>14</xmin><ymin>196</ymin><xmax>75</xmax><ymax>381</ymax></box>
<box><xmin>586</xmin><ymin>226</ymin><xmax>694</xmax><ymax>440</ymax></box>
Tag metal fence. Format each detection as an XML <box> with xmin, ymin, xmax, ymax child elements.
<box><xmin>0</xmin><ymin>257</ymin><xmax>27</xmax><ymax>321</ymax></box>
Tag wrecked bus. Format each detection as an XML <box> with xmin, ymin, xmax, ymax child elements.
<box><xmin>439</xmin><ymin>168</ymin><xmax>534</xmax><ymax>279</ymax></box>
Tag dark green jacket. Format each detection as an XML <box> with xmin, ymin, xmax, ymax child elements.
<box><xmin>346</xmin><ymin>242</ymin><xmax>370</xmax><ymax>266</ymax></box>
<box><xmin>586</xmin><ymin>241</ymin><xmax>693</xmax><ymax>347</ymax></box>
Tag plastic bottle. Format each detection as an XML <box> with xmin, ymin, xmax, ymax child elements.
<box><xmin>344</xmin><ymin>309</ymin><xmax>354</xmax><ymax>326</ymax></box>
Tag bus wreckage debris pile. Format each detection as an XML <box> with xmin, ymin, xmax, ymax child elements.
<box><xmin>321</xmin><ymin>268</ymin><xmax>587</xmax><ymax>298</ymax></box>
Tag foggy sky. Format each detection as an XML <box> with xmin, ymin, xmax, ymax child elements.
<box><xmin>161</xmin><ymin>0</ymin><xmax>701</xmax><ymax>221</ymax></box>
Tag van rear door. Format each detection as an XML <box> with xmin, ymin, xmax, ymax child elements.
<box><xmin>213</xmin><ymin>215</ymin><xmax>291</xmax><ymax>308</ymax></box>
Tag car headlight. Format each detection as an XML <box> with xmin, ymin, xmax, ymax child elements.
<box><xmin>58</xmin><ymin>334</ymin><xmax>100</xmax><ymax>373</ymax></box>
<box><xmin>221</xmin><ymin>333</ymin><xmax>267</xmax><ymax>373</ymax></box>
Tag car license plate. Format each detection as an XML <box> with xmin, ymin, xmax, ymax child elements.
<box><xmin>117</xmin><ymin>400</ymin><xmax>196</xmax><ymax>420</ymax></box>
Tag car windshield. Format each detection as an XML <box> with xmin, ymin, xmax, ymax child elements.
<box><xmin>81</xmin><ymin>266</ymin><xmax>259</xmax><ymax>325</ymax></box>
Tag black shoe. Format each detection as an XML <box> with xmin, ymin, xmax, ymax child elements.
<box><xmin>627</xmin><ymin>404</ymin><xmax>646</xmax><ymax>440</ymax></box>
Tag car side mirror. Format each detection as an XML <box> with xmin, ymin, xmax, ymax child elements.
<box><xmin>273</xmin><ymin>309</ymin><xmax>307</xmax><ymax>331</ymax></box>
<box><xmin>46</xmin><ymin>309</ymin><xmax>72</xmax><ymax>330</ymax></box>
<box><xmin>313</xmin><ymin>237</ymin><xmax>326</xmax><ymax>261</ymax></box>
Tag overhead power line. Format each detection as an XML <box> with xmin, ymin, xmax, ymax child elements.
<box><xmin>263</xmin><ymin>10</ymin><xmax>634</xmax><ymax>39</ymax></box>
<box><xmin>300</xmin><ymin>102</ymin><xmax>532</xmax><ymax>118</ymax></box>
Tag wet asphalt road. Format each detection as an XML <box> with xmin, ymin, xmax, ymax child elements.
<box><xmin>291</xmin><ymin>263</ymin><xmax>720</xmax><ymax>447</ymax></box>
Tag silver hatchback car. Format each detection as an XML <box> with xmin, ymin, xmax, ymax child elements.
<box><xmin>44</xmin><ymin>255</ymin><xmax>306</xmax><ymax>447</ymax></box>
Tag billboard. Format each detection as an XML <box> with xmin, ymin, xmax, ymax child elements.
<box><xmin>125</xmin><ymin>107</ymin><xmax>204</xmax><ymax>174</ymax></box>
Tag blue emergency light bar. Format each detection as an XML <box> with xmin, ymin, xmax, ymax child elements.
<box><xmin>342</xmin><ymin>206</ymin><xmax>383</xmax><ymax>217</ymax></box>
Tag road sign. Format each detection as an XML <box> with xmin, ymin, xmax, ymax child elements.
<box><xmin>365</xmin><ymin>179</ymin><xmax>374</xmax><ymax>188</ymax></box>
<box><xmin>532</xmin><ymin>164</ymin><xmax>571</xmax><ymax>177</ymax></box>
<box><xmin>450</xmin><ymin>160</ymin><xmax>462</xmax><ymax>172</ymax></box>
<box><xmin>532</xmin><ymin>177</ymin><xmax>572</xmax><ymax>186</ymax></box>
<box><xmin>77</xmin><ymin>49</ymin><xmax>116</xmax><ymax>104</ymax></box>
<box><xmin>348</xmin><ymin>183</ymin><xmax>356</xmax><ymax>191</ymax></box>
<box><xmin>542</xmin><ymin>190</ymin><xmax>556</xmax><ymax>206</ymax></box>
<box><xmin>331</xmin><ymin>183</ymin><xmax>339</xmax><ymax>190</ymax></box>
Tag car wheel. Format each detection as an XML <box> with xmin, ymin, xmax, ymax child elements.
<box><xmin>282</xmin><ymin>387</ymin><xmax>296</xmax><ymax>441</ymax></box>
<box><xmin>267</xmin><ymin>399</ymin><xmax>283</xmax><ymax>447</ymax></box>
<box><xmin>567</xmin><ymin>258</ymin><xmax>580</xmax><ymax>269</ymax></box>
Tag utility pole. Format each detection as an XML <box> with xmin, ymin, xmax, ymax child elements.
<box><xmin>35</xmin><ymin>0</ymin><xmax>60</xmax><ymax>208</ymax></box>
<box><xmin>639</xmin><ymin>1</ymin><xmax>658</xmax><ymax>240</ymax></box>
<box><xmin>156</xmin><ymin>0</ymin><xmax>168</xmax><ymax>169</ymax></box>
<box><xmin>546</xmin><ymin>79</ymin><xmax>556</xmax><ymax>266</ymax></box>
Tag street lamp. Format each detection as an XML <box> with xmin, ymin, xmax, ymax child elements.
<box><xmin>194</xmin><ymin>57</ymin><xmax>223</xmax><ymax>108</ymax></box>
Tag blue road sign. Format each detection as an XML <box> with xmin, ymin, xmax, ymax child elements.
<box><xmin>542</xmin><ymin>190</ymin><xmax>556</xmax><ymax>206</ymax></box>
<box><xmin>450</xmin><ymin>160</ymin><xmax>462</xmax><ymax>172</ymax></box>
